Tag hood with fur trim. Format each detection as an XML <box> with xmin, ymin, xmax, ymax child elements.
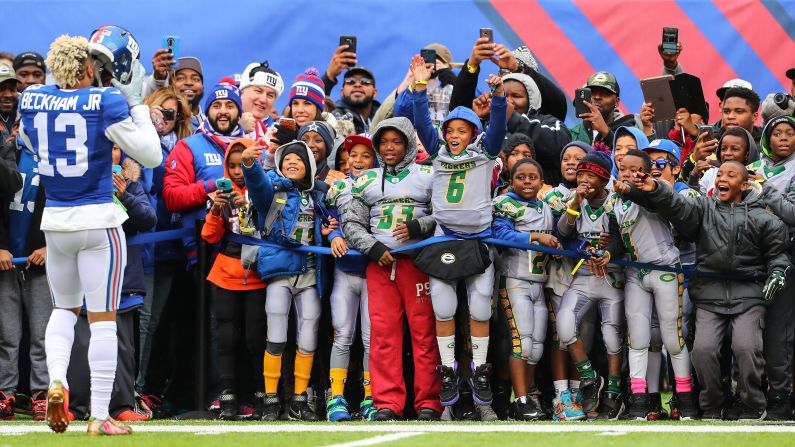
<box><xmin>717</xmin><ymin>126</ymin><xmax>761</xmax><ymax>164</ymax></box>
<box><xmin>370</xmin><ymin>117</ymin><xmax>418</xmax><ymax>174</ymax></box>
<box><xmin>121</xmin><ymin>157</ymin><xmax>141</xmax><ymax>183</ymax></box>
<box><xmin>611</xmin><ymin>126</ymin><xmax>649</xmax><ymax>177</ymax></box>
<box><xmin>275</xmin><ymin>140</ymin><xmax>317</xmax><ymax>192</ymax></box>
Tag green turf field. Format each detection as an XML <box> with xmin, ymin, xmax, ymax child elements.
<box><xmin>2</xmin><ymin>421</ymin><xmax>794</xmax><ymax>447</ymax></box>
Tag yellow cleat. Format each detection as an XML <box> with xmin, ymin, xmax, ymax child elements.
<box><xmin>86</xmin><ymin>416</ymin><xmax>133</xmax><ymax>436</ymax></box>
<box><xmin>45</xmin><ymin>381</ymin><xmax>69</xmax><ymax>433</ymax></box>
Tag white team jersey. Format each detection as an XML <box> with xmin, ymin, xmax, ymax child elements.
<box><xmin>610</xmin><ymin>193</ymin><xmax>679</xmax><ymax>266</ymax></box>
<box><xmin>432</xmin><ymin>136</ymin><xmax>496</xmax><ymax>235</ymax></box>
<box><xmin>352</xmin><ymin>164</ymin><xmax>433</xmax><ymax>250</ymax></box>
<box><xmin>326</xmin><ymin>177</ymin><xmax>355</xmax><ymax>226</ymax></box>
<box><xmin>574</xmin><ymin>196</ymin><xmax>621</xmax><ymax>275</ymax></box>
<box><xmin>543</xmin><ymin>184</ymin><xmax>574</xmax><ymax>216</ymax></box>
<box><xmin>493</xmin><ymin>194</ymin><xmax>555</xmax><ymax>282</ymax></box>
<box><xmin>747</xmin><ymin>157</ymin><xmax>795</xmax><ymax>192</ymax></box>
<box><xmin>292</xmin><ymin>192</ymin><xmax>316</xmax><ymax>268</ymax></box>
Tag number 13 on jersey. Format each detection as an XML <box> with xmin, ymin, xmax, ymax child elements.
<box><xmin>31</xmin><ymin>112</ymin><xmax>89</xmax><ymax>177</ymax></box>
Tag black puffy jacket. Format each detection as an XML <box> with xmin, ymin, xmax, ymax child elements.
<box><xmin>635</xmin><ymin>180</ymin><xmax>791</xmax><ymax>315</ymax></box>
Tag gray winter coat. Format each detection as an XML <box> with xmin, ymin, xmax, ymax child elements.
<box><xmin>632</xmin><ymin>180</ymin><xmax>791</xmax><ymax>315</ymax></box>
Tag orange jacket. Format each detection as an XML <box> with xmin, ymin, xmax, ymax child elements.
<box><xmin>201</xmin><ymin>138</ymin><xmax>266</xmax><ymax>291</ymax></box>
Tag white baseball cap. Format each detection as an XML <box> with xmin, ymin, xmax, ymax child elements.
<box><xmin>716</xmin><ymin>78</ymin><xmax>753</xmax><ymax>100</ymax></box>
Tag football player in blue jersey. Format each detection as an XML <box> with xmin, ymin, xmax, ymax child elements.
<box><xmin>17</xmin><ymin>28</ymin><xmax>161</xmax><ymax>436</ymax></box>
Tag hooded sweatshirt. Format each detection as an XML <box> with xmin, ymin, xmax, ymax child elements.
<box><xmin>611</xmin><ymin>126</ymin><xmax>650</xmax><ymax>179</ymax></box>
<box><xmin>412</xmin><ymin>92</ymin><xmax>507</xmax><ymax>236</ymax></box>
<box><xmin>201</xmin><ymin>138</ymin><xmax>266</xmax><ymax>290</ymax></box>
<box><xmin>695</xmin><ymin>127</ymin><xmax>761</xmax><ymax>196</ymax></box>
<box><xmin>342</xmin><ymin>117</ymin><xmax>436</xmax><ymax>261</ymax></box>
<box><xmin>754</xmin><ymin>117</ymin><xmax>795</xmax><ymax>253</ymax></box>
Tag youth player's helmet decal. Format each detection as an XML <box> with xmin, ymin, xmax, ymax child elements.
<box><xmin>88</xmin><ymin>25</ymin><xmax>140</xmax><ymax>85</ymax></box>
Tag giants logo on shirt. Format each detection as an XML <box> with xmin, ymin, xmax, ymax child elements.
<box><xmin>204</xmin><ymin>153</ymin><xmax>223</xmax><ymax>166</ymax></box>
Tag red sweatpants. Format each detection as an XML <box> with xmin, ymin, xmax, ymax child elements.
<box><xmin>367</xmin><ymin>257</ymin><xmax>442</xmax><ymax>415</ymax></box>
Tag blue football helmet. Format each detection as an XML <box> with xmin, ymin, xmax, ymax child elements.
<box><xmin>88</xmin><ymin>25</ymin><xmax>140</xmax><ymax>85</ymax></box>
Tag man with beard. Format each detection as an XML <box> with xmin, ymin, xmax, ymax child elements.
<box><xmin>570</xmin><ymin>71</ymin><xmax>639</xmax><ymax>147</ymax></box>
<box><xmin>145</xmin><ymin>52</ymin><xmax>205</xmax><ymax>129</ymax></box>
<box><xmin>0</xmin><ymin>63</ymin><xmax>18</xmax><ymax>142</ymax></box>
<box><xmin>163</xmin><ymin>83</ymin><xmax>244</xmax><ymax>267</ymax></box>
<box><xmin>330</xmin><ymin>67</ymin><xmax>380</xmax><ymax>134</ymax></box>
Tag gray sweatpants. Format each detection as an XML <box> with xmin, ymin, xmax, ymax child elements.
<box><xmin>691</xmin><ymin>305</ymin><xmax>766</xmax><ymax>412</ymax></box>
<box><xmin>0</xmin><ymin>268</ymin><xmax>52</xmax><ymax>394</ymax></box>
<box><xmin>330</xmin><ymin>268</ymin><xmax>370</xmax><ymax>371</ymax></box>
<box><xmin>763</xmin><ymin>280</ymin><xmax>795</xmax><ymax>394</ymax></box>
<box><xmin>625</xmin><ymin>269</ymin><xmax>690</xmax><ymax>382</ymax></box>
<box><xmin>430</xmin><ymin>252</ymin><xmax>495</xmax><ymax>322</ymax></box>
<box><xmin>557</xmin><ymin>273</ymin><xmax>624</xmax><ymax>354</ymax></box>
<box><xmin>501</xmin><ymin>278</ymin><xmax>546</xmax><ymax>364</ymax></box>
<box><xmin>266</xmin><ymin>274</ymin><xmax>321</xmax><ymax>354</ymax></box>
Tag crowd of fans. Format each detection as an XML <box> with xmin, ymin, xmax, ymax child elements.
<box><xmin>2</xmin><ymin>24</ymin><xmax>795</xmax><ymax>426</ymax></box>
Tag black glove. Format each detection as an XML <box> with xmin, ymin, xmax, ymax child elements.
<box><xmin>271</xmin><ymin>122</ymin><xmax>298</xmax><ymax>146</ymax></box>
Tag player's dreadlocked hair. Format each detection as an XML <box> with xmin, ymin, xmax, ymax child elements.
<box><xmin>46</xmin><ymin>35</ymin><xmax>90</xmax><ymax>88</ymax></box>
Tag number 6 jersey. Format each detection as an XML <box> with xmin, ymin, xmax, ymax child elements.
<box><xmin>17</xmin><ymin>84</ymin><xmax>161</xmax><ymax>232</ymax></box>
<box><xmin>351</xmin><ymin>164</ymin><xmax>433</xmax><ymax>250</ymax></box>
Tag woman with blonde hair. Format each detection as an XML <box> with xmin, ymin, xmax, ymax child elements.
<box><xmin>135</xmin><ymin>87</ymin><xmax>194</xmax><ymax>402</ymax></box>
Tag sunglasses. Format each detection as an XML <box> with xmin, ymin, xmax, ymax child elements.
<box><xmin>651</xmin><ymin>159</ymin><xmax>674</xmax><ymax>170</ymax></box>
<box><xmin>343</xmin><ymin>77</ymin><xmax>374</xmax><ymax>86</ymax></box>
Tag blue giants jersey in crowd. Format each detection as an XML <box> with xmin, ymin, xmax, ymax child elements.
<box><xmin>17</xmin><ymin>84</ymin><xmax>129</xmax><ymax>207</ymax></box>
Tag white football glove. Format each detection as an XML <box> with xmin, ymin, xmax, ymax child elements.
<box><xmin>112</xmin><ymin>59</ymin><xmax>145</xmax><ymax>107</ymax></box>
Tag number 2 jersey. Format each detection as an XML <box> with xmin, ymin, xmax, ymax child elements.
<box><xmin>351</xmin><ymin>164</ymin><xmax>433</xmax><ymax>250</ymax></box>
<box><xmin>609</xmin><ymin>193</ymin><xmax>679</xmax><ymax>266</ymax></box>
<box><xmin>17</xmin><ymin>84</ymin><xmax>161</xmax><ymax>232</ymax></box>
<box><xmin>432</xmin><ymin>134</ymin><xmax>496</xmax><ymax>235</ymax></box>
<box><xmin>492</xmin><ymin>193</ymin><xmax>555</xmax><ymax>282</ymax></box>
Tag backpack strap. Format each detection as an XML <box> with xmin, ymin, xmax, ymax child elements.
<box><xmin>262</xmin><ymin>190</ymin><xmax>288</xmax><ymax>236</ymax></box>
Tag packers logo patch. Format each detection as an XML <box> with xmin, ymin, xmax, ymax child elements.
<box><xmin>660</xmin><ymin>273</ymin><xmax>676</xmax><ymax>282</ymax></box>
<box><xmin>440</xmin><ymin>253</ymin><xmax>456</xmax><ymax>264</ymax></box>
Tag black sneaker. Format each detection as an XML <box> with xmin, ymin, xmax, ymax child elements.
<box><xmin>436</xmin><ymin>364</ymin><xmax>460</xmax><ymax>406</ymax></box>
<box><xmin>511</xmin><ymin>394</ymin><xmax>544</xmax><ymax>421</ymax></box>
<box><xmin>252</xmin><ymin>392</ymin><xmax>267</xmax><ymax>420</ymax></box>
<box><xmin>628</xmin><ymin>393</ymin><xmax>650</xmax><ymax>420</ymax></box>
<box><xmin>735</xmin><ymin>402</ymin><xmax>766</xmax><ymax>421</ymax></box>
<box><xmin>288</xmin><ymin>393</ymin><xmax>320</xmax><ymax>421</ymax></box>
<box><xmin>373</xmin><ymin>408</ymin><xmax>398</xmax><ymax>421</ymax></box>
<box><xmin>676</xmin><ymin>391</ymin><xmax>699</xmax><ymax>420</ymax></box>
<box><xmin>579</xmin><ymin>376</ymin><xmax>604</xmax><ymax>414</ymax></box>
<box><xmin>596</xmin><ymin>391</ymin><xmax>626</xmax><ymax>420</ymax></box>
<box><xmin>261</xmin><ymin>393</ymin><xmax>280</xmax><ymax>421</ymax></box>
<box><xmin>468</xmin><ymin>362</ymin><xmax>493</xmax><ymax>405</ymax></box>
<box><xmin>700</xmin><ymin>409</ymin><xmax>723</xmax><ymax>421</ymax></box>
<box><xmin>525</xmin><ymin>389</ymin><xmax>546</xmax><ymax>420</ymax></box>
<box><xmin>647</xmin><ymin>392</ymin><xmax>668</xmax><ymax>420</ymax></box>
<box><xmin>417</xmin><ymin>408</ymin><xmax>441</xmax><ymax>421</ymax></box>
<box><xmin>218</xmin><ymin>389</ymin><xmax>237</xmax><ymax>421</ymax></box>
<box><xmin>766</xmin><ymin>391</ymin><xmax>793</xmax><ymax>421</ymax></box>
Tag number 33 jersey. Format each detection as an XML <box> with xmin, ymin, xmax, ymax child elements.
<box><xmin>17</xmin><ymin>84</ymin><xmax>131</xmax><ymax>231</ymax></box>
<box><xmin>351</xmin><ymin>164</ymin><xmax>433</xmax><ymax>250</ymax></box>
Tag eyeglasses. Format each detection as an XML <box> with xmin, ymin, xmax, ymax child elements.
<box><xmin>344</xmin><ymin>77</ymin><xmax>374</xmax><ymax>86</ymax></box>
<box><xmin>651</xmin><ymin>159</ymin><xmax>674</xmax><ymax>170</ymax></box>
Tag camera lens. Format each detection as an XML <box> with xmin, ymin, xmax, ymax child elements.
<box><xmin>774</xmin><ymin>93</ymin><xmax>791</xmax><ymax>109</ymax></box>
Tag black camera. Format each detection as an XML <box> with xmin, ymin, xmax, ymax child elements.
<box><xmin>774</xmin><ymin>93</ymin><xmax>793</xmax><ymax>110</ymax></box>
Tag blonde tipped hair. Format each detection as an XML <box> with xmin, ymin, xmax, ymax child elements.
<box><xmin>46</xmin><ymin>35</ymin><xmax>90</xmax><ymax>88</ymax></box>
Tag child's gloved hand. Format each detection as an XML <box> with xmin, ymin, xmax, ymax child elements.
<box><xmin>763</xmin><ymin>269</ymin><xmax>788</xmax><ymax>301</ymax></box>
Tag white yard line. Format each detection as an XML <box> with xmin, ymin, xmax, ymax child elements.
<box><xmin>3</xmin><ymin>423</ymin><xmax>795</xmax><ymax>435</ymax></box>
<box><xmin>323</xmin><ymin>432</ymin><xmax>424</xmax><ymax>447</ymax></box>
